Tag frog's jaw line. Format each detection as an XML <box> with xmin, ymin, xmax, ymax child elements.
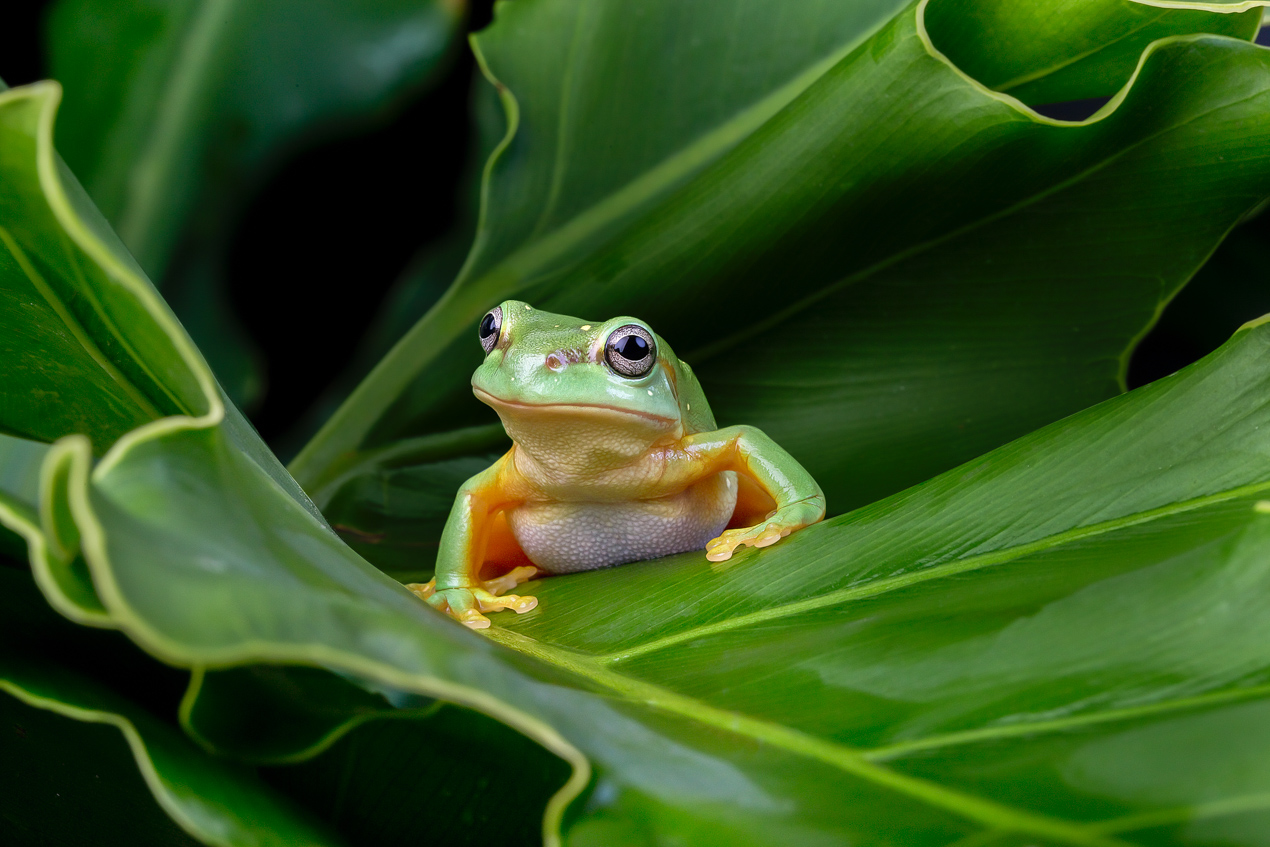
<box><xmin>473</xmin><ymin>387</ymin><xmax>677</xmax><ymax>426</ymax></box>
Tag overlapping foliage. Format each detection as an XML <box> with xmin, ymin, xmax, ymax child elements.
<box><xmin>5</xmin><ymin>0</ymin><xmax>1270</xmax><ymax>844</ymax></box>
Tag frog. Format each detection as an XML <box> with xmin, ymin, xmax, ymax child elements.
<box><xmin>407</xmin><ymin>301</ymin><xmax>826</xmax><ymax>629</ymax></box>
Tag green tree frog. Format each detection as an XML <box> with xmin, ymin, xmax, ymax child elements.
<box><xmin>408</xmin><ymin>301</ymin><xmax>825</xmax><ymax>628</ymax></box>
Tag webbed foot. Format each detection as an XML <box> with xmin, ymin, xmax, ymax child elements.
<box><xmin>705</xmin><ymin>498</ymin><xmax>823</xmax><ymax>562</ymax></box>
<box><xmin>407</xmin><ymin>566</ymin><xmax>540</xmax><ymax>629</ymax></box>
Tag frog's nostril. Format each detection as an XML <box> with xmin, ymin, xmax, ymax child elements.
<box><xmin>545</xmin><ymin>352</ymin><xmax>566</xmax><ymax>372</ymax></box>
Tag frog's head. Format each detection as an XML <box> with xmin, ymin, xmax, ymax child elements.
<box><xmin>471</xmin><ymin>300</ymin><xmax>685</xmax><ymax>469</ymax></box>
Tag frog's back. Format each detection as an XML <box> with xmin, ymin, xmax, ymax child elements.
<box><xmin>669</xmin><ymin>354</ymin><xmax>718</xmax><ymax>435</ymax></box>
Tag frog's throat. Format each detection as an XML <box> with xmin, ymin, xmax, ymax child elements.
<box><xmin>473</xmin><ymin>387</ymin><xmax>677</xmax><ymax>425</ymax></box>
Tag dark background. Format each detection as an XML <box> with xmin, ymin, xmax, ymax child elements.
<box><xmin>0</xmin><ymin>0</ymin><xmax>497</xmax><ymax>445</ymax></box>
<box><xmin>3</xmin><ymin>2</ymin><xmax>1269</xmax><ymax>446</ymax></box>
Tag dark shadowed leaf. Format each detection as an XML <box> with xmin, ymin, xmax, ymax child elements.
<box><xmin>46</xmin><ymin>0</ymin><xmax>467</xmax><ymax>404</ymax></box>
<box><xmin>0</xmin><ymin>569</ymin><xmax>341</xmax><ymax>847</ymax></box>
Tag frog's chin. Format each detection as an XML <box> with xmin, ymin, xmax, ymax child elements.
<box><xmin>474</xmin><ymin>387</ymin><xmax>681</xmax><ymax>471</ymax></box>
<box><xmin>473</xmin><ymin>387</ymin><xmax>676</xmax><ymax>427</ymax></box>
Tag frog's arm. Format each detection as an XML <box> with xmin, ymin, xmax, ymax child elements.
<box><xmin>406</xmin><ymin>451</ymin><xmax>538</xmax><ymax>629</ymax></box>
<box><xmin>672</xmin><ymin>425</ymin><xmax>826</xmax><ymax>562</ymax></box>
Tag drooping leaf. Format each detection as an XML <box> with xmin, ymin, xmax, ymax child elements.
<box><xmin>181</xmin><ymin>666</ymin><xmax>574</xmax><ymax>847</ymax></box>
<box><xmin>182</xmin><ymin>664</ymin><xmax>427</xmax><ymax>764</ymax></box>
<box><xmin>925</xmin><ymin>0</ymin><xmax>1260</xmax><ymax>104</ymax></box>
<box><xmin>45</xmin><ymin>0</ymin><xmax>467</xmax><ymax>404</ymax></box>
<box><xmin>294</xmin><ymin>0</ymin><xmax>1270</xmax><ymax>566</ymax></box>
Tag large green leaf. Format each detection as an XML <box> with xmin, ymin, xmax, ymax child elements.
<box><xmin>10</xmin><ymin>54</ymin><xmax>1270</xmax><ymax>839</ymax></box>
<box><xmin>29</xmin><ymin>218</ymin><xmax>1270</xmax><ymax>843</ymax></box>
<box><xmin>45</xmin><ymin>0</ymin><xmax>467</xmax><ymax>404</ymax></box>
<box><xmin>11</xmin><ymin>3</ymin><xmax>1270</xmax><ymax>844</ymax></box>
<box><xmin>293</xmin><ymin>0</ymin><xmax>1270</xmax><ymax>573</ymax></box>
<box><xmin>0</xmin><ymin>78</ymin><xmax>586</xmax><ymax>844</ymax></box>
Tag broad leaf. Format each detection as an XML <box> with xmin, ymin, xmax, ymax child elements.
<box><xmin>10</xmin><ymin>3</ymin><xmax>1270</xmax><ymax>845</ymax></box>
<box><xmin>0</xmin><ymin>78</ymin><xmax>584</xmax><ymax>844</ymax></box>
<box><xmin>28</xmin><ymin>208</ymin><xmax>1270</xmax><ymax>843</ymax></box>
<box><xmin>9</xmin><ymin>55</ymin><xmax>1270</xmax><ymax>839</ymax></box>
<box><xmin>294</xmin><ymin>0</ymin><xmax>1270</xmax><ymax>574</ymax></box>
<box><xmin>925</xmin><ymin>0</ymin><xmax>1260</xmax><ymax>103</ymax></box>
<box><xmin>46</xmin><ymin>0</ymin><xmax>467</xmax><ymax>403</ymax></box>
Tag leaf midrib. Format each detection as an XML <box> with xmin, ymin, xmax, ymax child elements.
<box><xmin>594</xmin><ymin>478</ymin><xmax>1270</xmax><ymax>663</ymax></box>
<box><xmin>483</xmin><ymin>477</ymin><xmax>1270</xmax><ymax>843</ymax></box>
<box><xmin>483</xmin><ymin>625</ymin><xmax>1131</xmax><ymax>847</ymax></box>
<box><xmin>0</xmin><ymin>225</ymin><xmax>160</xmax><ymax>421</ymax></box>
<box><xmin>862</xmin><ymin>681</ymin><xmax>1270</xmax><ymax>761</ymax></box>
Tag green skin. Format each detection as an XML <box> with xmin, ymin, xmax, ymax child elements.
<box><xmin>409</xmin><ymin>300</ymin><xmax>826</xmax><ymax>629</ymax></box>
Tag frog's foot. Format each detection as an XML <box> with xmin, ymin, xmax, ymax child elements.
<box><xmin>481</xmin><ymin>565</ymin><xmax>539</xmax><ymax>596</ymax></box>
<box><xmin>705</xmin><ymin>499</ymin><xmax>824</xmax><ymax>563</ymax></box>
<box><xmin>406</xmin><ymin>575</ymin><xmax>538</xmax><ymax>630</ymax></box>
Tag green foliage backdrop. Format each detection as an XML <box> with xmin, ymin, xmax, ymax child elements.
<box><xmin>5</xmin><ymin>0</ymin><xmax>1270</xmax><ymax>845</ymax></box>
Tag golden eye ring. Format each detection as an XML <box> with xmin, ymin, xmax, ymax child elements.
<box><xmin>605</xmin><ymin>324</ymin><xmax>656</xmax><ymax>377</ymax></box>
<box><xmin>478</xmin><ymin>306</ymin><xmax>503</xmax><ymax>353</ymax></box>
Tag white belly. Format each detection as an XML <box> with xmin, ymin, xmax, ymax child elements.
<box><xmin>507</xmin><ymin>472</ymin><xmax>738</xmax><ymax>574</ymax></box>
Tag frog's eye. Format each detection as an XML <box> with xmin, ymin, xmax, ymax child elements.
<box><xmin>478</xmin><ymin>306</ymin><xmax>503</xmax><ymax>353</ymax></box>
<box><xmin>605</xmin><ymin>324</ymin><xmax>656</xmax><ymax>378</ymax></box>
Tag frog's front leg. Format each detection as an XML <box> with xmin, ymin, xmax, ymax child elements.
<box><xmin>405</xmin><ymin>453</ymin><xmax>537</xmax><ymax>630</ymax></box>
<box><xmin>678</xmin><ymin>425</ymin><xmax>825</xmax><ymax>562</ymax></box>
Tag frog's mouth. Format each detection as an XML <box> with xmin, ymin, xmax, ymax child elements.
<box><xmin>473</xmin><ymin>387</ymin><xmax>676</xmax><ymax>425</ymax></box>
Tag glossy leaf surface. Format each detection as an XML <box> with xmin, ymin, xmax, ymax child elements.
<box><xmin>295</xmin><ymin>0</ymin><xmax>1270</xmax><ymax>572</ymax></box>
<box><xmin>33</xmin><ymin>244</ymin><xmax>1270</xmax><ymax>844</ymax></box>
<box><xmin>8</xmin><ymin>63</ymin><xmax>1270</xmax><ymax>839</ymax></box>
<box><xmin>8</xmin><ymin>2</ymin><xmax>1270</xmax><ymax>845</ymax></box>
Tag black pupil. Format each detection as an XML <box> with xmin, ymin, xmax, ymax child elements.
<box><xmin>616</xmin><ymin>334</ymin><xmax>648</xmax><ymax>360</ymax></box>
<box><xmin>479</xmin><ymin>312</ymin><xmax>499</xmax><ymax>338</ymax></box>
